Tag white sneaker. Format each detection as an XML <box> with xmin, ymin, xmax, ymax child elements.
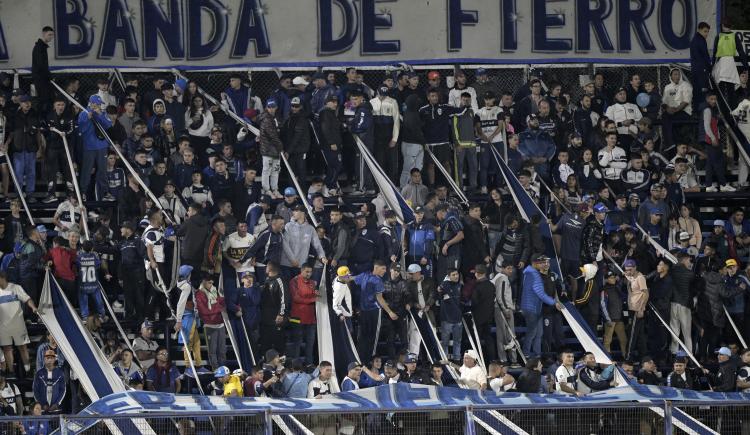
<box><xmin>705</xmin><ymin>185</ymin><xmax>718</xmax><ymax>192</ymax></box>
<box><xmin>720</xmin><ymin>184</ymin><xmax>736</xmax><ymax>192</ymax></box>
<box><xmin>480</xmin><ymin>186</ymin><xmax>488</xmax><ymax>194</ymax></box>
<box><xmin>112</xmin><ymin>301</ymin><xmax>123</xmax><ymax>309</ymax></box>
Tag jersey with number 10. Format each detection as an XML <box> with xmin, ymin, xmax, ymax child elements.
<box><xmin>77</xmin><ymin>252</ymin><xmax>102</xmax><ymax>293</ymax></box>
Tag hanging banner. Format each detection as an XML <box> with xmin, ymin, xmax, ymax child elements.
<box><xmin>0</xmin><ymin>0</ymin><xmax>718</xmax><ymax>69</ymax></box>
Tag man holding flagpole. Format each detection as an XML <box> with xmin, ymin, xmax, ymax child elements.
<box><xmin>77</xmin><ymin>95</ymin><xmax>112</xmax><ymax>201</ymax></box>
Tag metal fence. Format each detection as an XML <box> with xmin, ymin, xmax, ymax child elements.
<box><xmin>3</xmin><ymin>400</ymin><xmax>749</xmax><ymax>435</ymax></box>
<box><xmin>4</xmin><ymin>63</ymin><xmax>679</xmax><ymax>110</ymax></box>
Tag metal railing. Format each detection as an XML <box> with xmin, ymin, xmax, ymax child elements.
<box><xmin>2</xmin><ymin>400</ymin><xmax>749</xmax><ymax>435</ymax></box>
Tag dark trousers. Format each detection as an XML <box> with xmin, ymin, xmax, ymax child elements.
<box><xmin>628</xmin><ymin>315</ymin><xmax>648</xmax><ymax>359</ymax></box>
<box><xmin>374</xmin><ymin>126</ymin><xmax>398</xmax><ymax>184</ymax></box>
<box><xmin>260</xmin><ymin>322</ymin><xmax>286</xmax><ymax>356</ymax></box>
<box><xmin>661</xmin><ymin>110</ymin><xmax>690</xmax><ymax>150</ymax></box>
<box><xmin>121</xmin><ymin>265</ymin><xmax>146</xmax><ymax>323</ymax></box>
<box><xmin>289</xmin><ymin>323</ymin><xmax>316</xmax><ymax>364</ymax></box>
<box><xmin>357</xmin><ymin>309</ymin><xmax>381</xmax><ymax>360</ymax></box>
<box><xmin>476</xmin><ymin>320</ymin><xmax>497</xmax><ymax>362</ymax></box>
<box><xmin>146</xmin><ymin>262</ymin><xmax>170</xmax><ymax>322</ymax></box>
<box><xmin>44</xmin><ymin>147</ymin><xmax>73</xmax><ymax>188</ymax></box>
<box><xmin>79</xmin><ymin>148</ymin><xmax>107</xmax><ymax>200</ymax></box>
<box><xmin>647</xmin><ymin>306</ymin><xmax>671</xmax><ymax>361</ymax></box>
<box><xmin>281</xmin><ymin>266</ymin><xmax>300</xmax><ymax>283</ymax></box>
<box><xmin>704</xmin><ymin>142</ymin><xmax>727</xmax><ymax>186</ymax></box>
<box><xmin>58</xmin><ymin>278</ymin><xmax>77</xmax><ymax>309</ymax></box>
<box><xmin>288</xmin><ymin>153</ymin><xmax>307</xmax><ymax>190</ymax></box>
<box><xmin>382</xmin><ymin>315</ymin><xmax>407</xmax><ymax>360</ymax></box>
<box><xmin>542</xmin><ymin>311</ymin><xmax>565</xmax><ymax>354</ymax></box>
<box><xmin>322</xmin><ymin>147</ymin><xmax>342</xmax><ymax>189</ymax></box>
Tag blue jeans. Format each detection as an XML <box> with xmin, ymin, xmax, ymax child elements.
<box><xmin>13</xmin><ymin>151</ymin><xmax>36</xmax><ymax>194</ymax></box>
<box><xmin>521</xmin><ymin>310</ymin><xmax>544</xmax><ymax>358</ymax></box>
<box><xmin>80</xmin><ymin>289</ymin><xmax>105</xmax><ymax>319</ymax></box>
<box><xmin>441</xmin><ymin>321</ymin><xmax>463</xmax><ymax>360</ymax></box>
<box><xmin>289</xmin><ymin>323</ymin><xmax>317</xmax><ymax>364</ymax></box>
<box><xmin>704</xmin><ymin>143</ymin><xmax>727</xmax><ymax>186</ymax></box>
<box><xmin>79</xmin><ymin>148</ymin><xmax>108</xmax><ymax>199</ymax></box>
<box><xmin>479</xmin><ymin>142</ymin><xmax>504</xmax><ymax>188</ymax></box>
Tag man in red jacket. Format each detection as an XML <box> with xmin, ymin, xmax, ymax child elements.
<box><xmin>195</xmin><ymin>273</ymin><xmax>226</xmax><ymax>370</ymax></box>
<box><xmin>45</xmin><ymin>236</ymin><xmax>77</xmax><ymax>306</ymax></box>
<box><xmin>289</xmin><ymin>264</ymin><xmax>318</xmax><ymax>364</ymax></box>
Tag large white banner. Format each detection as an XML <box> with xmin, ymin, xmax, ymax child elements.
<box><xmin>0</xmin><ymin>0</ymin><xmax>718</xmax><ymax>69</ymax></box>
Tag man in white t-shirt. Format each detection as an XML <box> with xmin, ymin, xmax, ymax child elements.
<box><xmin>223</xmin><ymin>221</ymin><xmax>256</xmax><ymax>282</ymax></box>
<box><xmin>0</xmin><ymin>271</ymin><xmax>37</xmax><ymax>377</ymax></box>
<box><xmin>488</xmin><ymin>360</ymin><xmax>515</xmax><ymax>394</ymax></box>
<box><xmin>0</xmin><ymin>374</ymin><xmax>22</xmax><ymax>415</ymax></box>
<box><xmin>52</xmin><ymin>191</ymin><xmax>85</xmax><ymax>239</ymax></box>
<box><xmin>554</xmin><ymin>350</ymin><xmax>583</xmax><ymax>396</ymax></box>
<box><xmin>443</xmin><ymin>349</ymin><xmax>487</xmax><ymax>390</ymax></box>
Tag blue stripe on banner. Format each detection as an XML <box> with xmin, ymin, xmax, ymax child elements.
<box><xmin>49</xmin><ymin>278</ymin><xmax>114</xmax><ymax>399</ymax></box>
<box><xmin>474</xmin><ymin>410</ymin><xmax>525</xmax><ymax>435</ymax></box>
<box><xmin>491</xmin><ymin>146</ymin><xmax>562</xmax><ymax>278</ymax></box>
<box><xmin>279</xmin><ymin>415</ymin><xmax>309</xmax><ymax>435</ymax></box>
<box><xmin>329</xmin><ymin>308</ymin><xmax>359</xmax><ymax>381</ymax></box>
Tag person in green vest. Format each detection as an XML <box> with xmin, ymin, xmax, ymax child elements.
<box><xmin>712</xmin><ymin>18</ymin><xmax>749</xmax><ymax>99</ymax></box>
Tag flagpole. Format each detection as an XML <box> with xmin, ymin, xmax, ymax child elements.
<box><xmin>723</xmin><ymin>305</ymin><xmax>748</xmax><ymax>348</ymax></box>
<box><xmin>50</xmin><ymin>127</ymin><xmax>89</xmax><ymax>240</ymax></box>
<box><xmin>425</xmin><ymin>146</ymin><xmax>469</xmax><ymax>206</ymax></box>
<box><xmin>536</xmin><ymin>174</ymin><xmax>572</xmax><ymax>215</ymax></box>
<box><xmin>634</xmin><ymin>222</ymin><xmax>678</xmax><ymax>264</ymax></box>
<box><xmin>280</xmin><ymin>153</ymin><xmax>319</xmax><ymax>227</ymax></box>
<box><xmin>648</xmin><ymin>301</ymin><xmax>705</xmax><ymax>371</ymax></box>
<box><xmin>97</xmin><ymin>282</ymin><xmax>141</xmax><ymax>367</ymax></box>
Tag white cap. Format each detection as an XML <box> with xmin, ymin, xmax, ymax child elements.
<box><xmin>407</xmin><ymin>264</ymin><xmax>421</xmax><ymax>274</ymax></box>
<box><xmin>292</xmin><ymin>76</ymin><xmax>309</xmax><ymax>86</ymax></box>
<box><xmin>464</xmin><ymin>349</ymin><xmax>479</xmax><ymax>361</ymax></box>
<box><xmin>713</xmin><ymin>219</ymin><xmax>724</xmax><ymax>227</ymax></box>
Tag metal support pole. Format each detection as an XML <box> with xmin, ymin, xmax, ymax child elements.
<box><xmin>464</xmin><ymin>407</ymin><xmax>476</xmax><ymax>435</ymax></box>
<box><xmin>663</xmin><ymin>401</ymin><xmax>673</xmax><ymax>435</ymax></box>
<box><xmin>264</xmin><ymin>410</ymin><xmax>274</xmax><ymax>435</ymax></box>
<box><xmin>59</xmin><ymin>415</ymin><xmax>67</xmax><ymax>435</ymax></box>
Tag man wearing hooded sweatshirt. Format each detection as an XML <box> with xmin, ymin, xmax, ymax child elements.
<box><xmin>280</xmin><ymin>206</ymin><xmax>327</xmax><ymax>281</ymax></box>
<box><xmin>661</xmin><ymin>68</ymin><xmax>693</xmax><ymax>150</ymax></box>
<box><xmin>31</xmin><ymin>27</ymin><xmax>54</xmax><ymax>113</ymax></box>
<box><xmin>400</xmin><ymin>94</ymin><xmax>426</xmax><ymax>187</ymax></box>
<box><xmin>518</xmin><ymin>114</ymin><xmax>556</xmax><ymax>182</ymax></box>
<box><xmin>78</xmin><ymin>95</ymin><xmax>113</xmax><ymax>201</ymax></box>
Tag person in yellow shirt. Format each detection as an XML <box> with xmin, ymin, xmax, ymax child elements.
<box><xmin>214</xmin><ymin>366</ymin><xmax>244</xmax><ymax>397</ymax></box>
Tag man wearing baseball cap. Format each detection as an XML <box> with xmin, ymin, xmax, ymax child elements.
<box><xmin>520</xmin><ymin>254</ymin><xmax>562</xmax><ymax>358</ymax></box>
<box><xmin>723</xmin><ymin>258</ymin><xmax>749</xmax><ymax>334</ymax></box>
<box><xmin>370</xmin><ymin>83</ymin><xmax>400</xmax><ymax>182</ymax></box>
<box><xmin>703</xmin><ymin>347</ymin><xmax>737</xmax><ymax>392</ymax></box>
<box><xmin>581</xmin><ymin>203</ymin><xmax>607</xmax><ymax>265</ymax></box>
<box><xmin>257</xmin><ymin>98</ymin><xmax>284</xmax><ymax>198</ymax></box>
<box><xmin>76</xmin><ymin>93</ymin><xmax>113</xmax><ymax>201</ymax></box>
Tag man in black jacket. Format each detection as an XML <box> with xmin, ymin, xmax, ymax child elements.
<box><xmin>670</xmin><ymin>253</ymin><xmax>695</xmax><ymax>355</ymax></box>
<box><xmin>176</xmin><ymin>203</ymin><xmax>209</xmax><ymax>285</ymax></box>
<box><xmin>666</xmin><ymin>357</ymin><xmax>698</xmax><ymax>389</ymax></box>
<box><xmin>6</xmin><ymin>96</ymin><xmax>42</xmax><ymax>202</ymax></box>
<box><xmin>31</xmin><ymin>27</ymin><xmax>54</xmax><ymax>113</ymax></box>
<box><xmin>581</xmin><ymin>203</ymin><xmax>606</xmax><ymax>265</ymax></box>
<box><xmin>283</xmin><ymin>97</ymin><xmax>311</xmax><ymax>188</ymax></box>
<box><xmin>42</xmin><ymin>98</ymin><xmax>75</xmax><ymax>203</ymax></box>
<box><xmin>118</xmin><ymin>221</ymin><xmax>147</xmax><ymax>323</ymax></box>
<box><xmin>461</xmin><ymin>204</ymin><xmax>490</xmax><ymax>276</ymax></box>
<box><xmin>705</xmin><ymin>347</ymin><xmax>738</xmax><ymax>392</ymax></box>
<box><xmin>471</xmin><ymin>264</ymin><xmax>497</xmax><ymax>362</ymax></box>
<box><xmin>259</xmin><ymin>261</ymin><xmax>288</xmax><ymax>355</ymax></box>
<box><xmin>319</xmin><ymin>95</ymin><xmax>342</xmax><ymax>196</ymax></box>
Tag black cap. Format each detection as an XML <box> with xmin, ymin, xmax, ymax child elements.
<box><xmin>165</xmin><ymin>179</ymin><xmax>176</xmax><ymax>187</ymax></box>
<box><xmin>531</xmin><ymin>253</ymin><xmax>550</xmax><ymax>263</ymax></box>
<box><xmin>383</xmin><ymin>209</ymin><xmax>396</xmax><ymax>218</ymax></box>
<box><xmin>293</xmin><ymin>204</ymin><xmax>306</xmax><ymax>212</ymax></box>
<box><xmin>260</xmin><ymin>194</ymin><xmax>272</xmax><ymax>204</ymax></box>
<box><xmin>121</xmin><ymin>221</ymin><xmax>135</xmax><ymax>231</ymax></box>
<box><xmin>483</xmin><ymin>91</ymin><xmax>496</xmax><ymax>100</ymax></box>
<box><xmin>325</xmin><ymin>94</ymin><xmax>338</xmax><ymax>103</ymax></box>
<box><xmin>384</xmin><ymin>359</ymin><xmax>396</xmax><ymax>368</ymax></box>
<box><xmin>414</xmin><ymin>206</ymin><xmax>425</xmax><ymax>214</ymax></box>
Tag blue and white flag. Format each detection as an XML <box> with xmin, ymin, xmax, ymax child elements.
<box><xmin>39</xmin><ymin>271</ymin><xmax>154</xmax><ymax>435</ymax></box>
<box><xmin>354</xmin><ymin>137</ymin><xmax>415</xmax><ymax>223</ymax></box>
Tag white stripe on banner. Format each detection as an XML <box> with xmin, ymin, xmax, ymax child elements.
<box><xmin>39</xmin><ymin>271</ymin><xmax>155</xmax><ymax>435</ymax></box>
<box><xmin>316</xmin><ymin>265</ymin><xmax>341</xmax><ymax>388</ymax></box>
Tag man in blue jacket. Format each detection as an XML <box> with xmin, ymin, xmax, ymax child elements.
<box><xmin>520</xmin><ymin>254</ymin><xmax>562</xmax><ymax>358</ymax></box>
<box><xmin>33</xmin><ymin>350</ymin><xmax>66</xmax><ymax>414</ymax></box>
<box><xmin>518</xmin><ymin>114</ymin><xmax>556</xmax><ymax>182</ymax></box>
<box><xmin>690</xmin><ymin>22</ymin><xmax>712</xmax><ymax>113</ymax></box>
<box><xmin>354</xmin><ymin>261</ymin><xmax>399</xmax><ymax>360</ymax></box>
<box><xmin>349</xmin><ymin>91</ymin><xmax>375</xmax><ymax>195</ymax></box>
<box><xmin>78</xmin><ymin>94</ymin><xmax>113</xmax><ymax>201</ymax></box>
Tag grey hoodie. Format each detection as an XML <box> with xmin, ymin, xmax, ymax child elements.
<box><xmin>281</xmin><ymin>219</ymin><xmax>325</xmax><ymax>267</ymax></box>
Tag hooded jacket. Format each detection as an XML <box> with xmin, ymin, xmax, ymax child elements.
<box><xmin>319</xmin><ymin>106</ymin><xmax>342</xmax><ymax>149</ymax></box>
<box><xmin>196</xmin><ymin>284</ymin><xmax>225</xmax><ymax>326</ymax></box>
<box><xmin>290</xmin><ymin>275</ymin><xmax>317</xmax><ymax>324</ymax></box>
<box><xmin>10</xmin><ymin>108</ymin><xmax>42</xmax><ymax>153</ymax></box>
<box><xmin>401</xmin><ymin>94</ymin><xmax>425</xmax><ymax>144</ymax></box>
<box><xmin>580</xmin><ymin>215</ymin><xmax>604</xmax><ymax>264</ymax></box>
<box><xmin>33</xmin><ymin>367</ymin><xmax>66</xmax><ymax>407</ymax></box>
<box><xmin>77</xmin><ymin>108</ymin><xmax>113</xmax><ymax>151</ymax></box>
<box><xmin>282</xmin><ymin>109</ymin><xmax>311</xmax><ymax>155</ymax></box>
<box><xmin>258</xmin><ymin>111</ymin><xmax>283</xmax><ymax>158</ymax></box>
<box><xmin>662</xmin><ymin>68</ymin><xmax>693</xmax><ymax>116</ymax></box>
<box><xmin>520</xmin><ymin>265</ymin><xmax>556</xmax><ymax>314</ymax></box>
<box><xmin>176</xmin><ymin>213</ymin><xmax>209</xmax><ymax>265</ymax></box>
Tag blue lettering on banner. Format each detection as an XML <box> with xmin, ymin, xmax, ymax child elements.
<box><xmin>230</xmin><ymin>0</ymin><xmax>271</xmax><ymax>57</ymax></box>
<box><xmin>335</xmin><ymin>391</ymin><xmax>378</xmax><ymax>409</ymax></box>
<box><xmin>360</xmin><ymin>0</ymin><xmax>400</xmax><ymax>55</ymax></box>
<box><xmin>617</xmin><ymin>0</ymin><xmax>655</xmax><ymax>51</ymax></box>
<box><xmin>500</xmin><ymin>0</ymin><xmax>518</xmax><ymax>52</ymax></box>
<box><xmin>141</xmin><ymin>0</ymin><xmax>185</xmax><ymax>60</ymax></box>
<box><xmin>318</xmin><ymin>0</ymin><xmax>358</xmax><ymax>55</ymax></box>
<box><xmin>575</xmin><ymin>0</ymin><xmax>614</xmax><ymax>51</ymax></box>
<box><xmin>187</xmin><ymin>0</ymin><xmax>229</xmax><ymax>60</ymax></box>
<box><xmin>447</xmin><ymin>0</ymin><xmax>478</xmax><ymax>52</ymax></box>
<box><xmin>0</xmin><ymin>18</ymin><xmax>8</xmax><ymax>61</ymax></box>
<box><xmin>54</xmin><ymin>0</ymin><xmax>95</xmax><ymax>58</ymax></box>
<box><xmin>659</xmin><ymin>0</ymin><xmax>696</xmax><ymax>50</ymax></box>
<box><xmin>533</xmin><ymin>0</ymin><xmax>572</xmax><ymax>51</ymax></box>
<box><xmin>99</xmin><ymin>0</ymin><xmax>139</xmax><ymax>59</ymax></box>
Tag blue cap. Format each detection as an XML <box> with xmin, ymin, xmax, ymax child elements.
<box><xmin>623</xmin><ymin>259</ymin><xmax>636</xmax><ymax>268</ymax></box>
<box><xmin>404</xmin><ymin>353</ymin><xmax>417</xmax><ymax>363</ymax></box>
<box><xmin>164</xmin><ymin>226</ymin><xmax>175</xmax><ymax>238</ymax></box>
<box><xmin>35</xmin><ymin>225</ymin><xmax>47</xmax><ymax>233</ymax></box>
<box><xmin>13</xmin><ymin>242</ymin><xmax>23</xmax><ymax>254</ymax></box>
<box><xmin>241</xmin><ymin>271</ymin><xmax>255</xmax><ymax>280</ymax></box>
<box><xmin>284</xmin><ymin>187</ymin><xmax>297</xmax><ymax>197</ymax></box>
<box><xmin>214</xmin><ymin>366</ymin><xmax>230</xmax><ymax>378</ymax></box>
<box><xmin>715</xmin><ymin>347</ymin><xmax>732</xmax><ymax>357</ymax></box>
<box><xmin>174</xmin><ymin>78</ymin><xmax>188</xmax><ymax>92</ymax></box>
<box><xmin>18</xmin><ymin>94</ymin><xmax>31</xmax><ymax>103</ymax></box>
<box><xmin>88</xmin><ymin>94</ymin><xmax>104</xmax><ymax>106</ymax></box>
<box><xmin>178</xmin><ymin>265</ymin><xmax>193</xmax><ymax>278</ymax></box>
<box><xmin>266</xmin><ymin>98</ymin><xmax>277</xmax><ymax>108</ymax></box>
<box><xmin>593</xmin><ymin>203</ymin><xmax>609</xmax><ymax>213</ymax></box>
<box><xmin>675</xmin><ymin>350</ymin><xmax>688</xmax><ymax>358</ymax></box>
<box><xmin>475</xmin><ymin>68</ymin><xmax>487</xmax><ymax>76</ymax></box>
<box><xmin>141</xmin><ymin>320</ymin><xmax>153</xmax><ymax>329</ymax></box>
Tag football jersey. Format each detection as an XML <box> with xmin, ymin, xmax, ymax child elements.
<box><xmin>77</xmin><ymin>251</ymin><xmax>102</xmax><ymax>293</ymax></box>
<box><xmin>224</xmin><ymin>232</ymin><xmax>255</xmax><ymax>273</ymax></box>
<box><xmin>474</xmin><ymin>106</ymin><xmax>503</xmax><ymax>142</ymax></box>
<box><xmin>142</xmin><ymin>225</ymin><xmax>165</xmax><ymax>263</ymax></box>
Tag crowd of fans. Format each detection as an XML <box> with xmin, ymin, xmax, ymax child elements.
<box><xmin>0</xmin><ymin>22</ymin><xmax>749</xmax><ymax>433</ymax></box>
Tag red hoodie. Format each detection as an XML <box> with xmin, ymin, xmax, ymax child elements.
<box><xmin>290</xmin><ymin>275</ymin><xmax>317</xmax><ymax>324</ymax></box>
<box><xmin>45</xmin><ymin>246</ymin><xmax>77</xmax><ymax>281</ymax></box>
<box><xmin>195</xmin><ymin>286</ymin><xmax>225</xmax><ymax>326</ymax></box>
